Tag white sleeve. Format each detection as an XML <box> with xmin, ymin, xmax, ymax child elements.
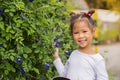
<box><xmin>95</xmin><ymin>59</ymin><xmax>109</xmax><ymax>80</ymax></box>
<box><xmin>53</xmin><ymin>58</ymin><xmax>69</xmax><ymax>77</ymax></box>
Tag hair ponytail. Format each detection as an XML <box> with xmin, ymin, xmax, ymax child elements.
<box><xmin>70</xmin><ymin>10</ymin><xmax>96</xmax><ymax>34</ymax></box>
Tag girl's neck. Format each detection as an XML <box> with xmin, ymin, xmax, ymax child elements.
<box><xmin>78</xmin><ymin>46</ymin><xmax>95</xmax><ymax>54</ymax></box>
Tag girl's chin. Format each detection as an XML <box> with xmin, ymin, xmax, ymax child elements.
<box><xmin>77</xmin><ymin>42</ymin><xmax>86</xmax><ymax>47</ymax></box>
<box><xmin>78</xmin><ymin>44</ymin><xmax>87</xmax><ymax>48</ymax></box>
<box><xmin>79</xmin><ymin>45</ymin><xmax>87</xmax><ymax>48</ymax></box>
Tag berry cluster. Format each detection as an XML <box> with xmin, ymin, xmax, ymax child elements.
<box><xmin>54</xmin><ymin>36</ymin><xmax>60</xmax><ymax>47</ymax></box>
<box><xmin>16</xmin><ymin>58</ymin><xmax>24</xmax><ymax>73</ymax></box>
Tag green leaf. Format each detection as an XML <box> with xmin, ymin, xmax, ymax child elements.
<box><xmin>32</xmin><ymin>43</ymin><xmax>37</xmax><ymax>48</ymax></box>
<box><xmin>17</xmin><ymin>45</ymin><xmax>24</xmax><ymax>54</ymax></box>
<box><xmin>16</xmin><ymin>2</ymin><xmax>25</xmax><ymax>9</ymax></box>
<box><xmin>17</xmin><ymin>20</ymin><xmax>22</xmax><ymax>24</ymax></box>
<box><xmin>28</xmin><ymin>27</ymin><xmax>35</xmax><ymax>35</ymax></box>
<box><xmin>31</xmin><ymin>24</ymin><xmax>36</xmax><ymax>30</ymax></box>
<box><xmin>9</xmin><ymin>29</ymin><xmax>15</xmax><ymax>34</ymax></box>
<box><xmin>9</xmin><ymin>12</ymin><xmax>14</xmax><ymax>17</ymax></box>
<box><xmin>4</xmin><ymin>70</ymin><xmax>9</xmax><ymax>75</ymax></box>
<box><xmin>10</xmin><ymin>56</ymin><xmax>14</xmax><ymax>61</ymax></box>
<box><xmin>34</xmin><ymin>48</ymin><xmax>40</xmax><ymax>53</ymax></box>
<box><xmin>13</xmin><ymin>15</ymin><xmax>20</xmax><ymax>23</ymax></box>
<box><xmin>0</xmin><ymin>17</ymin><xmax>3</xmax><ymax>21</ymax></box>
<box><xmin>9</xmin><ymin>50</ymin><xmax>14</xmax><ymax>52</ymax></box>
<box><xmin>32</xmin><ymin>67</ymin><xmax>40</xmax><ymax>74</ymax></box>
<box><xmin>4</xmin><ymin>9</ymin><xmax>9</xmax><ymax>12</ymax></box>
<box><xmin>0</xmin><ymin>22</ymin><xmax>4</xmax><ymax>30</ymax></box>
<box><xmin>12</xmin><ymin>68</ymin><xmax>16</xmax><ymax>72</ymax></box>
<box><xmin>6</xmin><ymin>26</ymin><xmax>12</xmax><ymax>32</ymax></box>
<box><xmin>24</xmin><ymin>46</ymin><xmax>32</xmax><ymax>53</ymax></box>
<box><xmin>23</xmin><ymin>54</ymin><xmax>28</xmax><ymax>58</ymax></box>
<box><xmin>5</xmin><ymin>34</ymin><xmax>10</xmax><ymax>41</ymax></box>
<box><xmin>10</xmin><ymin>8</ymin><xmax>16</xmax><ymax>12</ymax></box>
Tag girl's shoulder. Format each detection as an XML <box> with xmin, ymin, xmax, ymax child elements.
<box><xmin>69</xmin><ymin>50</ymin><xmax>79</xmax><ymax>56</ymax></box>
<box><xmin>68</xmin><ymin>50</ymin><xmax>82</xmax><ymax>60</ymax></box>
<box><xmin>89</xmin><ymin>53</ymin><xmax>104</xmax><ymax>63</ymax></box>
<box><xmin>70</xmin><ymin>50</ymin><xmax>104</xmax><ymax>62</ymax></box>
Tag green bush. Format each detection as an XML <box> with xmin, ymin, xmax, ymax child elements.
<box><xmin>0</xmin><ymin>0</ymin><xmax>75</xmax><ymax>80</ymax></box>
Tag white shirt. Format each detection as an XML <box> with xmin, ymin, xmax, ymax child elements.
<box><xmin>53</xmin><ymin>50</ymin><xmax>108</xmax><ymax>80</ymax></box>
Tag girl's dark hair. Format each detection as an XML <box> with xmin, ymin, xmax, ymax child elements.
<box><xmin>70</xmin><ymin>10</ymin><xmax>96</xmax><ymax>33</ymax></box>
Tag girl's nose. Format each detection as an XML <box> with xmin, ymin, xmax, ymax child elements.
<box><xmin>79</xmin><ymin>33</ymin><xmax>84</xmax><ymax>38</ymax></box>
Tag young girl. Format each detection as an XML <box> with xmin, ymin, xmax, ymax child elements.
<box><xmin>53</xmin><ymin>10</ymin><xmax>108</xmax><ymax>80</ymax></box>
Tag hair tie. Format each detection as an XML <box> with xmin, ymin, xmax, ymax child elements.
<box><xmin>84</xmin><ymin>13</ymin><xmax>91</xmax><ymax>17</ymax></box>
<box><xmin>84</xmin><ymin>10</ymin><xmax>95</xmax><ymax>18</ymax></box>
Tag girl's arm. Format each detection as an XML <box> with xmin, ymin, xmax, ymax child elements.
<box><xmin>95</xmin><ymin>59</ymin><xmax>109</xmax><ymax>80</ymax></box>
<box><xmin>53</xmin><ymin>48</ymin><xmax>68</xmax><ymax>77</ymax></box>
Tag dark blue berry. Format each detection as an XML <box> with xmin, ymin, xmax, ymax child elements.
<box><xmin>16</xmin><ymin>58</ymin><xmax>22</xmax><ymax>63</ymax></box>
<box><xmin>45</xmin><ymin>63</ymin><xmax>50</xmax><ymax>69</ymax></box>
<box><xmin>0</xmin><ymin>44</ymin><xmax>3</xmax><ymax>47</ymax></box>
<box><xmin>54</xmin><ymin>42</ymin><xmax>60</xmax><ymax>47</ymax></box>
<box><xmin>0</xmin><ymin>9</ymin><xmax>3</xmax><ymax>15</ymax></box>
<box><xmin>36</xmin><ymin>38</ymin><xmax>39</xmax><ymax>43</ymax></box>
<box><xmin>8</xmin><ymin>19</ymin><xmax>11</xmax><ymax>24</ymax></box>
<box><xmin>54</xmin><ymin>36</ymin><xmax>59</xmax><ymax>41</ymax></box>
<box><xmin>21</xmin><ymin>15</ymin><xmax>25</xmax><ymax>20</ymax></box>
<box><xmin>19</xmin><ymin>67</ymin><xmax>25</xmax><ymax>74</ymax></box>
<box><xmin>62</xmin><ymin>17</ymin><xmax>66</xmax><ymax>20</ymax></box>
<box><xmin>61</xmin><ymin>29</ymin><xmax>64</xmax><ymax>34</ymax></box>
<box><xmin>45</xmin><ymin>30</ymin><xmax>48</xmax><ymax>33</ymax></box>
<box><xmin>29</xmin><ymin>0</ymin><xmax>34</xmax><ymax>2</ymax></box>
<box><xmin>66</xmin><ymin>50</ymin><xmax>71</xmax><ymax>55</ymax></box>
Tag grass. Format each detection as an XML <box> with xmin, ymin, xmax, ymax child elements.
<box><xmin>108</xmin><ymin>71</ymin><xmax>115</xmax><ymax>80</ymax></box>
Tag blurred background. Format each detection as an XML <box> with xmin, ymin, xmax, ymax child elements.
<box><xmin>70</xmin><ymin>0</ymin><xmax>120</xmax><ymax>80</ymax></box>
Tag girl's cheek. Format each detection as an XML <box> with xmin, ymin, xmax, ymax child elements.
<box><xmin>73</xmin><ymin>35</ymin><xmax>77</xmax><ymax>40</ymax></box>
<box><xmin>86</xmin><ymin>32</ymin><xmax>91</xmax><ymax>36</ymax></box>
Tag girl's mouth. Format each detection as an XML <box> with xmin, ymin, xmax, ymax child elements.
<box><xmin>78</xmin><ymin>39</ymin><xmax>86</xmax><ymax>44</ymax></box>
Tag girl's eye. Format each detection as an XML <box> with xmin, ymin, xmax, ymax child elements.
<box><xmin>73</xmin><ymin>32</ymin><xmax>79</xmax><ymax>34</ymax></box>
<box><xmin>83</xmin><ymin>31</ymin><xmax>87</xmax><ymax>33</ymax></box>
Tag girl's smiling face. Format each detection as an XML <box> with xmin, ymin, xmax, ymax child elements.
<box><xmin>72</xmin><ymin>20</ymin><xmax>95</xmax><ymax>49</ymax></box>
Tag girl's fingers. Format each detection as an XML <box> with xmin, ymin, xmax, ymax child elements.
<box><xmin>53</xmin><ymin>48</ymin><xmax>59</xmax><ymax>59</ymax></box>
<box><xmin>54</xmin><ymin>48</ymin><xmax>59</xmax><ymax>55</ymax></box>
<box><xmin>55</xmin><ymin>48</ymin><xmax>59</xmax><ymax>53</ymax></box>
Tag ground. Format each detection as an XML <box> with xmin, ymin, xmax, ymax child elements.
<box><xmin>99</xmin><ymin>42</ymin><xmax>120</xmax><ymax>80</ymax></box>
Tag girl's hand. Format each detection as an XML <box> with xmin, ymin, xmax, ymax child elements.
<box><xmin>53</xmin><ymin>48</ymin><xmax>59</xmax><ymax>60</ymax></box>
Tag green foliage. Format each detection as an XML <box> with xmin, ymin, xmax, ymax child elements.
<box><xmin>94</xmin><ymin>19</ymin><xmax>120</xmax><ymax>43</ymax></box>
<box><xmin>108</xmin><ymin>71</ymin><xmax>115</xmax><ymax>80</ymax></box>
<box><xmin>99</xmin><ymin>28</ymin><xmax>119</xmax><ymax>42</ymax></box>
<box><xmin>0</xmin><ymin>0</ymin><xmax>75</xmax><ymax>80</ymax></box>
<box><xmin>106</xmin><ymin>0</ymin><xmax>120</xmax><ymax>12</ymax></box>
<box><xmin>86</xmin><ymin>0</ymin><xmax>120</xmax><ymax>12</ymax></box>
